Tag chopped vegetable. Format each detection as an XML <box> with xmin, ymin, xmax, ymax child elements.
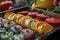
<box><xmin>9</xmin><ymin>34</ymin><xmax>24</xmax><ymax>40</ymax></box>
<box><xmin>1</xmin><ymin>31</ymin><xmax>14</xmax><ymax>40</ymax></box>
<box><xmin>0</xmin><ymin>28</ymin><xmax>6</xmax><ymax>33</ymax></box>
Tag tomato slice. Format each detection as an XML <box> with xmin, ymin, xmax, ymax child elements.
<box><xmin>45</xmin><ymin>18</ymin><xmax>60</xmax><ymax>26</ymax></box>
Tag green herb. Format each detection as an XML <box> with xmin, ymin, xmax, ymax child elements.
<box><xmin>30</xmin><ymin>19</ymin><xmax>37</xmax><ymax>23</ymax></box>
<box><xmin>34</xmin><ymin>20</ymin><xmax>37</xmax><ymax>22</ymax></box>
<box><xmin>30</xmin><ymin>20</ymin><xmax>33</xmax><ymax>23</ymax></box>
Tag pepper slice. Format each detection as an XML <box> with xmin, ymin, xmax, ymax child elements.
<box><xmin>14</xmin><ymin>14</ymin><xmax>24</xmax><ymax>24</ymax></box>
<box><xmin>30</xmin><ymin>19</ymin><xmax>38</xmax><ymax>31</ymax></box>
<box><xmin>24</xmin><ymin>18</ymin><xmax>33</xmax><ymax>29</ymax></box>
<box><xmin>41</xmin><ymin>22</ymin><xmax>54</xmax><ymax>33</ymax></box>
<box><xmin>4</xmin><ymin>12</ymin><xmax>15</xmax><ymax>20</ymax></box>
<box><xmin>4</xmin><ymin>12</ymin><xmax>13</xmax><ymax>19</ymax></box>
<box><xmin>34</xmin><ymin>21</ymin><xmax>54</xmax><ymax>35</ymax></box>
<box><xmin>18</xmin><ymin>16</ymin><xmax>31</xmax><ymax>28</ymax></box>
<box><xmin>8</xmin><ymin>13</ymin><xmax>16</xmax><ymax>20</ymax></box>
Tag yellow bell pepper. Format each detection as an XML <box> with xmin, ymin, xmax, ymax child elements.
<box><xmin>34</xmin><ymin>21</ymin><xmax>54</xmax><ymax>35</ymax></box>
<box><xmin>4</xmin><ymin>12</ymin><xmax>16</xmax><ymax>20</ymax></box>
<box><xmin>14</xmin><ymin>14</ymin><xmax>24</xmax><ymax>24</ymax></box>
<box><xmin>18</xmin><ymin>16</ymin><xmax>31</xmax><ymax>28</ymax></box>
<box><xmin>30</xmin><ymin>19</ymin><xmax>38</xmax><ymax>32</ymax></box>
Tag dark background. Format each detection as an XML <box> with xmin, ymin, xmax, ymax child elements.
<box><xmin>45</xmin><ymin>29</ymin><xmax>60</xmax><ymax>40</ymax></box>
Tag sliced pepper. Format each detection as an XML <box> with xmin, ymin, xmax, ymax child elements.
<box><xmin>14</xmin><ymin>14</ymin><xmax>24</xmax><ymax>24</ymax></box>
<box><xmin>8</xmin><ymin>13</ymin><xmax>16</xmax><ymax>20</ymax></box>
<box><xmin>34</xmin><ymin>21</ymin><xmax>54</xmax><ymax>35</ymax></box>
<box><xmin>24</xmin><ymin>18</ymin><xmax>33</xmax><ymax>29</ymax></box>
<box><xmin>30</xmin><ymin>19</ymin><xmax>38</xmax><ymax>31</ymax></box>
<box><xmin>18</xmin><ymin>16</ymin><xmax>31</xmax><ymax>28</ymax></box>
<box><xmin>4</xmin><ymin>12</ymin><xmax>15</xmax><ymax>20</ymax></box>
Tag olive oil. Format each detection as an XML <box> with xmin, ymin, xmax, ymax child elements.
<box><xmin>32</xmin><ymin>0</ymin><xmax>54</xmax><ymax>9</ymax></box>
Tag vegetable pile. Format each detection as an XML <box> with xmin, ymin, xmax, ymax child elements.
<box><xmin>0</xmin><ymin>11</ymin><xmax>60</xmax><ymax>40</ymax></box>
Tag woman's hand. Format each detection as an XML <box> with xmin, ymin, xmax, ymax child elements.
<box><xmin>53</xmin><ymin>0</ymin><xmax>60</xmax><ymax>6</ymax></box>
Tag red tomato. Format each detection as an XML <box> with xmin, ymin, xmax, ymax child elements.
<box><xmin>1</xmin><ymin>1</ymin><xmax>13</xmax><ymax>10</ymax></box>
<box><xmin>18</xmin><ymin>11</ymin><xmax>28</xmax><ymax>16</ymax></box>
<box><xmin>27</xmin><ymin>12</ymin><xmax>37</xmax><ymax>18</ymax></box>
<box><xmin>36</xmin><ymin>14</ymin><xmax>48</xmax><ymax>21</ymax></box>
<box><xmin>45</xmin><ymin>18</ymin><xmax>60</xmax><ymax>26</ymax></box>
